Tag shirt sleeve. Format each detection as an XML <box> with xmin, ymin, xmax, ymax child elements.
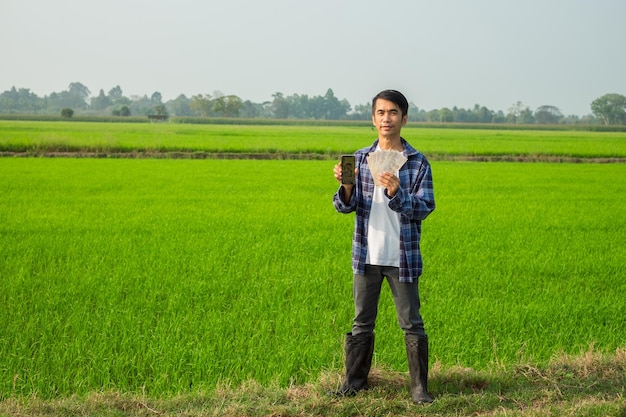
<box><xmin>333</xmin><ymin>185</ymin><xmax>356</xmax><ymax>213</ymax></box>
<box><xmin>388</xmin><ymin>156</ymin><xmax>435</xmax><ymax>221</ymax></box>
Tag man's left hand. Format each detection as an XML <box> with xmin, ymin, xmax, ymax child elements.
<box><xmin>378</xmin><ymin>172</ymin><xmax>400</xmax><ymax>197</ymax></box>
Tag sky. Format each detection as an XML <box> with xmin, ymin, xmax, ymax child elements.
<box><xmin>1</xmin><ymin>0</ymin><xmax>625</xmax><ymax>116</ymax></box>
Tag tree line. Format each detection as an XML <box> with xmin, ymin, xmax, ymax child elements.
<box><xmin>1</xmin><ymin>82</ymin><xmax>625</xmax><ymax>125</ymax></box>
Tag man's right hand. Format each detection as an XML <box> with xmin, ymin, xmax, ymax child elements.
<box><xmin>334</xmin><ymin>162</ymin><xmax>356</xmax><ymax>203</ymax></box>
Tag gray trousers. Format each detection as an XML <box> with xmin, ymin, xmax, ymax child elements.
<box><xmin>352</xmin><ymin>265</ymin><xmax>426</xmax><ymax>337</ymax></box>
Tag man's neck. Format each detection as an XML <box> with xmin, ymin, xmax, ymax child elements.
<box><xmin>378</xmin><ymin>136</ymin><xmax>403</xmax><ymax>151</ymax></box>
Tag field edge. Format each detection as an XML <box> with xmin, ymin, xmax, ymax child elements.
<box><xmin>2</xmin><ymin>346</ymin><xmax>624</xmax><ymax>417</ymax></box>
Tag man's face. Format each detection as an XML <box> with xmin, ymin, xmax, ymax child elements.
<box><xmin>371</xmin><ymin>98</ymin><xmax>408</xmax><ymax>139</ymax></box>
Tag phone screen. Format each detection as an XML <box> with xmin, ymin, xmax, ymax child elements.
<box><xmin>341</xmin><ymin>155</ymin><xmax>356</xmax><ymax>184</ymax></box>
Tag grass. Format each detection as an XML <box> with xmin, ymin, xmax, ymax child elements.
<box><xmin>1</xmin><ymin>122</ymin><xmax>625</xmax><ymax>415</ymax></box>
<box><xmin>1</xmin><ymin>158</ymin><xmax>624</xmax><ymax>400</ymax></box>
<box><xmin>1</xmin><ymin>120</ymin><xmax>626</xmax><ymax>158</ymax></box>
<box><xmin>0</xmin><ymin>158</ymin><xmax>351</xmax><ymax>398</ymax></box>
<box><xmin>1</xmin><ymin>347</ymin><xmax>624</xmax><ymax>416</ymax></box>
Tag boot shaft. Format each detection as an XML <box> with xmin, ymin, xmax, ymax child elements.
<box><xmin>338</xmin><ymin>332</ymin><xmax>375</xmax><ymax>395</ymax></box>
<box><xmin>405</xmin><ymin>334</ymin><xmax>433</xmax><ymax>403</ymax></box>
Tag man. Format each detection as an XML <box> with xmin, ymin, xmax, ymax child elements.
<box><xmin>332</xmin><ymin>90</ymin><xmax>435</xmax><ymax>404</ymax></box>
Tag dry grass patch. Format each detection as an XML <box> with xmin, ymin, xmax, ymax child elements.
<box><xmin>4</xmin><ymin>348</ymin><xmax>624</xmax><ymax>416</ymax></box>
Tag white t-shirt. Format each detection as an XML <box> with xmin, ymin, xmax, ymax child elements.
<box><xmin>365</xmin><ymin>173</ymin><xmax>401</xmax><ymax>267</ymax></box>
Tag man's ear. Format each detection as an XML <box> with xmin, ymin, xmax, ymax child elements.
<box><xmin>402</xmin><ymin>114</ymin><xmax>408</xmax><ymax>126</ymax></box>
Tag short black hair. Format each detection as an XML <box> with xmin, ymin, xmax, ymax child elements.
<box><xmin>371</xmin><ymin>90</ymin><xmax>409</xmax><ymax>117</ymax></box>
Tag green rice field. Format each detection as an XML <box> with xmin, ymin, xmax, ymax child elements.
<box><xmin>1</xmin><ymin>121</ymin><xmax>625</xmax><ymax>400</ymax></box>
<box><xmin>1</xmin><ymin>120</ymin><xmax>626</xmax><ymax>158</ymax></box>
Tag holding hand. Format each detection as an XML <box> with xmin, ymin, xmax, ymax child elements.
<box><xmin>333</xmin><ymin>162</ymin><xmax>358</xmax><ymax>185</ymax></box>
<box><xmin>378</xmin><ymin>171</ymin><xmax>400</xmax><ymax>197</ymax></box>
<box><xmin>333</xmin><ymin>161</ymin><xmax>358</xmax><ymax>204</ymax></box>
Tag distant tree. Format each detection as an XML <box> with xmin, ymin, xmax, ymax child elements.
<box><xmin>519</xmin><ymin>107</ymin><xmax>535</xmax><ymax>124</ymax></box>
<box><xmin>166</xmin><ymin>94</ymin><xmax>192</xmax><ymax>116</ymax></box>
<box><xmin>507</xmin><ymin>101</ymin><xmax>525</xmax><ymax>123</ymax></box>
<box><xmin>452</xmin><ymin>106</ymin><xmax>470</xmax><ymax>123</ymax></box>
<box><xmin>579</xmin><ymin>114</ymin><xmax>598</xmax><ymax>124</ymax></box>
<box><xmin>535</xmin><ymin>105</ymin><xmax>562</xmax><ymax>124</ymax></box>
<box><xmin>472</xmin><ymin>104</ymin><xmax>494</xmax><ymax>123</ymax></box>
<box><xmin>438</xmin><ymin>108</ymin><xmax>453</xmax><ymax>122</ymax></box>
<box><xmin>46</xmin><ymin>82</ymin><xmax>90</xmax><ymax>112</ymax></box>
<box><xmin>309</xmin><ymin>95</ymin><xmax>326</xmax><ymax>119</ymax></box>
<box><xmin>348</xmin><ymin>102</ymin><xmax>373</xmax><ymax>120</ymax></box>
<box><xmin>189</xmin><ymin>94</ymin><xmax>214</xmax><ymax>117</ymax></box>
<box><xmin>112</xmin><ymin>105</ymin><xmax>131</xmax><ymax>116</ymax></box>
<box><xmin>591</xmin><ymin>93</ymin><xmax>626</xmax><ymax>125</ymax></box>
<box><xmin>90</xmin><ymin>89</ymin><xmax>112</xmax><ymax>111</ymax></box>
<box><xmin>151</xmin><ymin>91</ymin><xmax>162</xmax><ymax>104</ymax></box>
<box><xmin>152</xmin><ymin>104</ymin><xmax>168</xmax><ymax>116</ymax></box>
<box><xmin>322</xmin><ymin>88</ymin><xmax>350</xmax><ymax>119</ymax></box>
<box><xmin>407</xmin><ymin>102</ymin><xmax>427</xmax><ymax>122</ymax></box>
<box><xmin>0</xmin><ymin>87</ymin><xmax>43</xmax><ymax>113</ymax></box>
<box><xmin>60</xmin><ymin>108</ymin><xmax>74</xmax><ymax>118</ymax></box>
<box><xmin>108</xmin><ymin>85</ymin><xmax>123</xmax><ymax>100</ymax></box>
<box><xmin>47</xmin><ymin>92</ymin><xmax>77</xmax><ymax>111</ymax></box>
<box><xmin>561</xmin><ymin>114</ymin><xmax>581</xmax><ymax>124</ymax></box>
<box><xmin>288</xmin><ymin>94</ymin><xmax>311</xmax><ymax>119</ymax></box>
<box><xmin>67</xmin><ymin>82</ymin><xmax>90</xmax><ymax>107</ymax></box>
<box><xmin>107</xmin><ymin>85</ymin><xmax>130</xmax><ymax>106</ymax></box>
<box><xmin>425</xmin><ymin>109</ymin><xmax>440</xmax><ymax>122</ymax></box>
<box><xmin>239</xmin><ymin>100</ymin><xmax>264</xmax><ymax>118</ymax></box>
<box><xmin>493</xmin><ymin>110</ymin><xmax>507</xmax><ymax>123</ymax></box>
<box><xmin>271</xmin><ymin>92</ymin><xmax>289</xmax><ymax>119</ymax></box>
<box><xmin>213</xmin><ymin>95</ymin><xmax>243</xmax><ymax>117</ymax></box>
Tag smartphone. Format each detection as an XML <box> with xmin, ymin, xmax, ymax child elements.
<box><xmin>341</xmin><ymin>155</ymin><xmax>356</xmax><ymax>184</ymax></box>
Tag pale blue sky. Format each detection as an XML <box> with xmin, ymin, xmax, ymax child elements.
<box><xmin>2</xmin><ymin>0</ymin><xmax>625</xmax><ymax>116</ymax></box>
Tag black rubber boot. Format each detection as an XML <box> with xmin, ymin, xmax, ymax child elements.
<box><xmin>333</xmin><ymin>332</ymin><xmax>375</xmax><ymax>396</ymax></box>
<box><xmin>405</xmin><ymin>334</ymin><xmax>434</xmax><ymax>404</ymax></box>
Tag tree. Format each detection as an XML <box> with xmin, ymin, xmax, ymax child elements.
<box><xmin>535</xmin><ymin>105</ymin><xmax>562</xmax><ymax>124</ymax></box>
<box><xmin>151</xmin><ymin>91</ymin><xmax>162</xmax><ymax>104</ymax></box>
<box><xmin>166</xmin><ymin>94</ymin><xmax>192</xmax><ymax>116</ymax></box>
<box><xmin>108</xmin><ymin>86</ymin><xmax>130</xmax><ymax>106</ymax></box>
<box><xmin>60</xmin><ymin>108</ymin><xmax>74</xmax><ymax>118</ymax></box>
<box><xmin>189</xmin><ymin>94</ymin><xmax>213</xmax><ymax>117</ymax></box>
<box><xmin>408</xmin><ymin>102</ymin><xmax>427</xmax><ymax>122</ymax></box>
<box><xmin>213</xmin><ymin>95</ymin><xmax>243</xmax><ymax>117</ymax></box>
<box><xmin>239</xmin><ymin>100</ymin><xmax>264</xmax><ymax>118</ymax></box>
<box><xmin>519</xmin><ymin>108</ymin><xmax>535</xmax><ymax>124</ymax></box>
<box><xmin>67</xmin><ymin>82</ymin><xmax>90</xmax><ymax>107</ymax></box>
<box><xmin>46</xmin><ymin>82</ymin><xmax>91</xmax><ymax>112</ymax></box>
<box><xmin>111</xmin><ymin>105</ymin><xmax>130</xmax><ymax>116</ymax></box>
<box><xmin>591</xmin><ymin>93</ymin><xmax>626</xmax><ymax>125</ymax></box>
<box><xmin>90</xmin><ymin>89</ymin><xmax>112</xmax><ymax>111</ymax></box>
<box><xmin>349</xmin><ymin>103</ymin><xmax>372</xmax><ymax>120</ymax></box>
<box><xmin>152</xmin><ymin>104</ymin><xmax>168</xmax><ymax>116</ymax></box>
<box><xmin>0</xmin><ymin>87</ymin><xmax>43</xmax><ymax>113</ymax></box>
<box><xmin>108</xmin><ymin>85</ymin><xmax>123</xmax><ymax>100</ymax></box>
<box><xmin>289</xmin><ymin>94</ymin><xmax>312</xmax><ymax>119</ymax></box>
<box><xmin>271</xmin><ymin>92</ymin><xmax>289</xmax><ymax>119</ymax></box>
<box><xmin>438</xmin><ymin>108</ymin><xmax>453</xmax><ymax>123</ymax></box>
<box><xmin>126</xmin><ymin>95</ymin><xmax>154</xmax><ymax>116</ymax></box>
<box><xmin>425</xmin><ymin>109</ymin><xmax>440</xmax><ymax>122</ymax></box>
<box><xmin>472</xmin><ymin>104</ymin><xmax>494</xmax><ymax>123</ymax></box>
<box><xmin>507</xmin><ymin>101</ymin><xmax>525</xmax><ymax>124</ymax></box>
<box><xmin>322</xmin><ymin>88</ymin><xmax>350</xmax><ymax>119</ymax></box>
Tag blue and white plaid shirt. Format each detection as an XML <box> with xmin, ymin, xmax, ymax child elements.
<box><xmin>333</xmin><ymin>138</ymin><xmax>435</xmax><ymax>283</ymax></box>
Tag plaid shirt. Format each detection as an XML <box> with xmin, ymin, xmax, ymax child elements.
<box><xmin>333</xmin><ymin>138</ymin><xmax>435</xmax><ymax>283</ymax></box>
